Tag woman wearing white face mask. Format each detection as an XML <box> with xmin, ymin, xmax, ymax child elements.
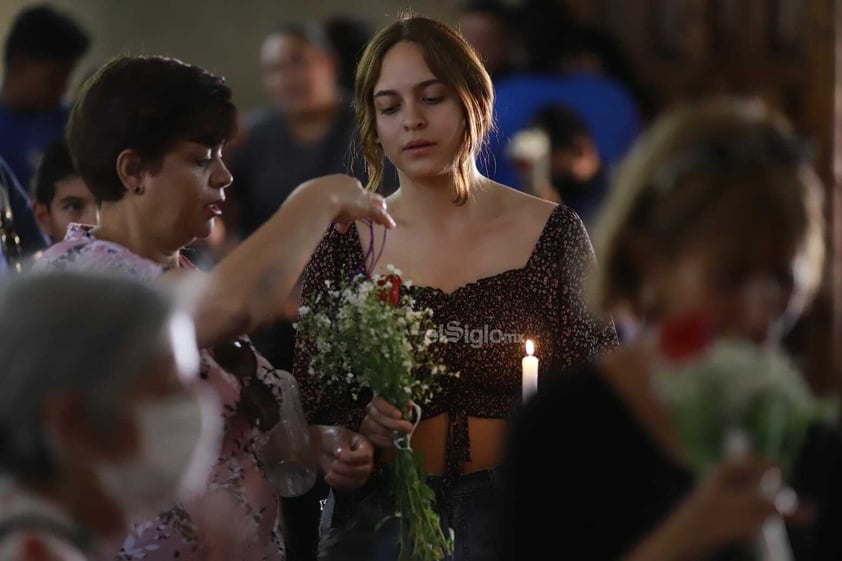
<box><xmin>0</xmin><ymin>271</ymin><xmax>220</xmax><ymax>561</ymax></box>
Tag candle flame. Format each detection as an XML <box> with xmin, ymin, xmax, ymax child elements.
<box><xmin>526</xmin><ymin>339</ymin><xmax>535</xmax><ymax>356</ymax></box>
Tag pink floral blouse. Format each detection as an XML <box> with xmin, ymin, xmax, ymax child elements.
<box><xmin>35</xmin><ymin>224</ymin><xmax>286</xmax><ymax>561</ymax></box>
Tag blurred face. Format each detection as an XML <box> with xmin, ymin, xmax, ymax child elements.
<box><xmin>650</xmin><ymin>240</ymin><xmax>799</xmax><ymax>346</ymax></box>
<box><xmin>46</xmin><ymin>312</ymin><xmax>220</xmax><ymax>529</ymax></box>
<box><xmin>12</xmin><ymin>58</ymin><xmax>74</xmax><ymax>111</ymax></box>
<box><xmin>373</xmin><ymin>41</ymin><xmax>466</xmax><ymax>182</ymax></box>
<box><xmin>92</xmin><ymin>312</ymin><xmax>219</xmax><ymax>518</ymax></box>
<box><xmin>550</xmin><ymin>137</ymin><xmax>600</xmax><ymax>184</ymax></box>
<box><xmin>261</xmin><ymin>33</ymin><xmax>337</xmax><ymax>115</ymax></box>
<box><xmin>35</xmin><ymin>175</ymin><xmax>99</xmax><ymax>242</ymax></box>
<box><xmin>458</xmin><ymin>12</ymin><xmax>508</xmax><ymax>75</ymax></box>
<box><xmin>139</xmin><ymin>141</ymin><xmax>232</xmax><ymax>248</ymax></box>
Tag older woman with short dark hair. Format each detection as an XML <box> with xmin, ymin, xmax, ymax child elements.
<box><xmin>38</xmin><ymin>54</ymin><xmax>391</xmax><ymax>560</ymax></box>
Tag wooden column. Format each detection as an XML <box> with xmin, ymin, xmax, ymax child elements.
<box><xmin>798</xmin><ymin>0</ymin><xmax>840</xmax><ymax>396</ymax></box>
<box><xmin>832</xmin><ymin>0</ymin><xmax>842</xmax><ymax>399</ymax></box>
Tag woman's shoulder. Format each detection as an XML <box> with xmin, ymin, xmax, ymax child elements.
<box><xmin>506</xmin><ymin>360</ymin><xmax>633</xmax><ymax>471</ymax></box>
<box><xmin>34</xmin><ymin>225</ymin><xmax>163</xmax><ymax>281</ymax></box>
<box><xmin>492</xmin><ymin>184</ymin><xmax>588</xmax><ymax>245</ymax></box>
<box><xmin>513</xmin><ymin>361</ymin><xmax>610</xmax><ymax>441</ymax></box>
<box><xmin>491</xmin><ymin>183</ymin><xmax>558</xmax><ymax>219</ymax></box>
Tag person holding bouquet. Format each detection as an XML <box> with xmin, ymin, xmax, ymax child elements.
<box><xmin>36</xmin><ymin>55</ymin><xmax>392</xmax><ymax>560</ymax></box>
<box><xmin>501</xmin><ymin>98</ymin><xmax>842</xmax><ymax>560</ymax></box>
<box><xmin>293</xmin><ymin>15</ymin><xmax>617</xmax><ymax>561</ymax></box>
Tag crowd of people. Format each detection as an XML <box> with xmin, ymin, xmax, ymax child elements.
<box><xmin>0</xmin><ymin>3</ymin><xmax>840</xmax><ymax>561</ymax></box>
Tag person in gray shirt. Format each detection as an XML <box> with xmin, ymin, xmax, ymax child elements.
<box><xmin>229</xmin><ymin>22</ymin><xmax>395</xmax><ymax>239</ymax></box>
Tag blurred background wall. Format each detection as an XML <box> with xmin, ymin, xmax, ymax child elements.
<box><xmin>1</xmin><ymin>1</ymin><xmax>831</xmax><ymax>170</ymax></box>
<box><xmin>0</xmin><ymin>0</ymin><xmax>460</xmax><ymax>111</ymax></box>
<box><xmin>2</xmin><ymin>1</ymin><xmax>830</xmax><ymax>183</ymax></box>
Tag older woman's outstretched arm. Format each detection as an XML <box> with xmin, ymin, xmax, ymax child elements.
<box><xmin>189</xmin><ymin>173</ymin><xmax>394</xmax><ymax>348</ymax></box>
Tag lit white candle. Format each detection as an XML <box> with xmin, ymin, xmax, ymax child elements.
<box><xmin>522</xmin><ymin>339</ymin><xmax>539</xmax><ymax>401</ymax></box>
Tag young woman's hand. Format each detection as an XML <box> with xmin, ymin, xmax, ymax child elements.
<box><xmin>359</xmin><ymin>396</ymin><xmax>415</xmax><ymax>449</ymax></box>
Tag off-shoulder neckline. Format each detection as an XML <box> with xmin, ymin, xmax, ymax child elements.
<box><xmin>343</xmin><ymin>204</ymin><xmax>566</xmax><ymax>298</ymax></box>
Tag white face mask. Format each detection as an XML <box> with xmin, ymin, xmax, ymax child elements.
<box><xmin>95</xmin><ymin>392</ymin><xmax>221</xmax><ymax>522</ymax></box>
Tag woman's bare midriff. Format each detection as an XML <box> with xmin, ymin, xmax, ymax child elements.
<box><xmin>394</xmin><ymin>413</ymin><xmax>508</xmax><ymax>476</ymax></box>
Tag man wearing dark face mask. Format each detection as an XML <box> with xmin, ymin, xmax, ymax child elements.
<box><xmin>526</xmin><ymin>104</ymin><xmax>609</xmax><ymax>231</ymax></box>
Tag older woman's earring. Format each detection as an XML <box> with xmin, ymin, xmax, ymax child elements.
<box><xmin>133</xmin><ymin>184</ymin><xmax>144</xmax><ymax>195</ymax></box>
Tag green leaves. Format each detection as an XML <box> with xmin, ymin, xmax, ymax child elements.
<box><xmin>393</xmin><ymin>448</ymin><xmax>453</xmax><ymax>561</ymax></box>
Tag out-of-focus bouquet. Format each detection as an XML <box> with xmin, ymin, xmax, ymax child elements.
<box><xmin>295</xmin><ymin>265</ymin><xmax>457</xmax><ymax>561</ymax></box>
<box><xmin>655</xmin><ymin>339</ymin><xmax>836</xmax><ymax>475</ymax></box>
<box><xmin>655</xmin><ymin>337</ymin><xmax>837</xmax><ymax>560</ymax></box>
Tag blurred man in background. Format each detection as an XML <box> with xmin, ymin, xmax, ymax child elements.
<box><xmin>0</xmin><ymin>4</ymin><xmax>89</xmax><ymax>188</ymax></box>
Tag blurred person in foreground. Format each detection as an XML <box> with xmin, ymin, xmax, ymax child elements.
<box><xmin>502</xmin><ymin>98</ymin><xmax>842</xmax><ymax>560</ymax></box>
<box><xmin>0</xmin><ymin>271</ymin><xmax>220</xmax><ymax>561</ymax></box>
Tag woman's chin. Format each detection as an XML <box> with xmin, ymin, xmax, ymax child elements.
<box><xmin>192</xmin><ymin>221</ymin><xmax>215</xmax><ymax>241</ymax></box>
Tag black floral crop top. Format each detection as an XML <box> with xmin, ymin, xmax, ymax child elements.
<box><xmin>292</xmin><ymin>204</ymin><xmax>618</xmax><ymax>479</ymax></box>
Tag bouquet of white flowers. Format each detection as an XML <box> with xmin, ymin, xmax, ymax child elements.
<box><xmin>655</xmin><ymin>338</ymin><xmax>837</xmax><ymax>560</ymax></box>
<box><xmin>296</xmin><ymin>265</ymin><xmax>457</xmax><ymax>561</ymax></box>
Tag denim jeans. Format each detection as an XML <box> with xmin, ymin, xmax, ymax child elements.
<box><xmin>318</xmin><ymin>467</ymin><xmax>504</xmax><ymax>561</ymax></box>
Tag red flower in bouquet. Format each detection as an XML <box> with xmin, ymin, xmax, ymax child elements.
<box><xmin>372</xmin><ymin>273</ymin><xmax>401</xmax><ymax>307</ymax></box>
<box><xmin>659</xmin><ymin>311</ymin><xmax>714</xmax><ymax>363</ymax></box>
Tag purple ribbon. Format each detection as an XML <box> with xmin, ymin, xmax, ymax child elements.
<box><xmin>353</xmin><ymin>218</ymin><xmax>387</xmax><ymax>278</ymax></box>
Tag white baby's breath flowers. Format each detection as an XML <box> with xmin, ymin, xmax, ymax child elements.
<box><xmin>655</xmin><ymin>338</ymin><xmax>836</xmax><ymax>475</ymax></box>
<box><xmin>295</xmin><ymin>265</ymin><xmax>457</xmax><ymax>413</ymax></box>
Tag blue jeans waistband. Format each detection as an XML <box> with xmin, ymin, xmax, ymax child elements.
<box><xmin>425</xmin><ymin>466</ymin><xmax>503</xmax><ymax>498</ymax></box>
